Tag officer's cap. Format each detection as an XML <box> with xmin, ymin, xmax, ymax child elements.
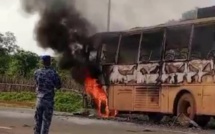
<box><xmin>40</xmin><ymin>55</ymin><xmax>51</xmax><ymax>62</ymax></box>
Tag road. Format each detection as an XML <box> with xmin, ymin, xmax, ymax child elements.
<box><xmin>0</xmin><ymin>107</ymin><xmax>213</xmax><ymax>134</ymax></box>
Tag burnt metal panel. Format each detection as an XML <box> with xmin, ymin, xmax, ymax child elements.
<box><xmin>106</xmin><ymin>59</ymin><xmax>214</xmax><ymax>85</ymax></box>
<box><xmin>162</xmin><ymin>60</ymin><xmax>214</xmax><ymax>84</ymax></box>
<box><xmin>108</xmin><ymin>64</ymin><xmax>160</xmax><ymax>85</ymax></box>
<box><xmin>109</xmin><ymin>65</ymin><xmax>137</xmax><ymax>84</ymax></box>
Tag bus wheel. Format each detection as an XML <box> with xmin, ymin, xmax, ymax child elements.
<box><xmin>177</xmin><ymin>93</ymin><xmax>196</xmax><ymax>125</ymax></box>
<box><xmin>177</xmin><ymin>93</ymin><xmax>210</xmax><ymax>127</ymax></box>
<box><xmin>177</xmin><ymin>93</ymin><xmax>196</xmax><ymax>127</ymax></box>
<box><xmin>148</xmin><ymin>113</ymin><xmax>163</xmax><ymax>123</ymax></box>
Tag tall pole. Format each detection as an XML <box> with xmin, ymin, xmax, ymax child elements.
<box><xmin>107</xmin><ymin>0</ymin><xmax>111</xmax><ymax>32</ymax></box>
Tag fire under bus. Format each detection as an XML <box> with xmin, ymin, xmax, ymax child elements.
<box><xmin>88</xmin><ymin>17</ymin><xmax>215</xmax><ymax>126</ymax></box>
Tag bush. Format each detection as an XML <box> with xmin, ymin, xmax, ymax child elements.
<box><xmin>0</xmin><ymin>92</ymin><xmax>35</xmax><ymax>101</ymax></box>
<box><xmin>0</xmin><ymin>91</ymin><xmax>83</xmax><ymax>112</ymax></box>
<box><xmin>54</xmin><ymin>92</ymin><xmax>83</xmax><ymax>112</ymax></box>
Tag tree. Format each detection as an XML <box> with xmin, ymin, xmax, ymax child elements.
<box><xmin>7</xmin><ymin>50</ymin><xmax>39</xmax><ymax>77</ymax></box>
<box><xmin>0</xmin><ymin>31</ymin><xmax>72</xmax><ymax>79</ymax></box>
<box><xmin>0</xmin><ymin>32</ymin><xmax>20</xmax><ymax>74</ymax></box>
<box><xmin>0</xmin><ymin>32</ymin><xmax>19</xmax><ymax>54</ymax></box>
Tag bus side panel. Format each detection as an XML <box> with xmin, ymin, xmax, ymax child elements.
<box><xmin>160</xmin><ymin>87</ymin><xmax>169</xmax><ymax>113</ymax></box>
<box><xmin>111</xmin><ymin>86</ymin><xmax>134</xmax><ymax>111</ymax></box>
<box><xmin>108</xmin><ymin>86</ymin><xmax>115</xmax><ymax>110</ymax></box>
<box><xmin>162</xmin><ymin>85</ymin><xmax>203</xmax><ymax>114</ymax></box>
<box><xmin>202</xmin><ymin>85</ymin><xmax>215</xmax><ymax>115</ymax></box>
<box><xmin>108</xmin><ymin>86</ymin><xmax>160</xmax><ymax>112</ymax></box>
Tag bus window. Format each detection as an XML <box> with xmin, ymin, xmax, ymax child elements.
<box><xmin>100</xmin><ymin>37</ymin><xmax>120</xmax><ymax>64</ymax></box>
<box><xmin>165</xmin><ymin>26</ymin><xmax>192</xmax><ymax>61</ymax></box>
<box><xmin>118</xmin><ymin>34</ymin><xmax>141</xmax><ymax>64</ymax></box>
<box><xmin>191</xmin><ymin>24</ymin><xmax>215</xmax><ymax>60</ymax></box>
<box><xmin>139</xmin><ymin>31</ymin><xmax>163</xmax><ymax>62</ymax></box>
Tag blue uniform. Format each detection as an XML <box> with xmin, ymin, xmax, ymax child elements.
<box><xmin>34</xmin><ymin>66</ymin><xmax>61</xmax><ymax>134</ymax></box>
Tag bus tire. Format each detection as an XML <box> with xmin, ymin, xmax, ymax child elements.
<box><xmin>148</xmin><ymin>113</ymin><xmax>163</xmax><ymax>123</ymax></box>
<box><xmin>177</xmin><ymin>93</ymin><xmax>196</xmax><ymax>120</ymax></box>
<box><xmin>177</xmin><ymin>93</ymin><xmax>210</xmax><ymax>127</ymax></box>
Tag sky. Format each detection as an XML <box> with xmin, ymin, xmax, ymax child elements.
<box><xmin>0</xmin><ymin>0</ymin><xmax>215</xmax><ymax>56</ymax></box>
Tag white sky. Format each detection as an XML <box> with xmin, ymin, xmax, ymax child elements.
<box><xmin>0</xmin><ymin>0</ymin><xmax>215</xmax><ymax>56</ymax></box>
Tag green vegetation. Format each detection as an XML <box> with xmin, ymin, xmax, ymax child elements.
<box><xmin>0</xmin><ymin>92</ymin><xmax>35</xmax><ymax>102</ymax></box>
<box><xmin>54</xmin><ymin>92</ymin><xmax>83</xmax><ymax>112</ymax></box>
<box><xmin>0</xmin><ymin>91</ymin><xmax>83</xmax><ymax>113</ymax></box>
<box><xmin>0</xmin><ymin>31</ymin><xmax>70</xmax><ymax>78</ymax></box>
<box><xmin>0</xmin><ymin>32</ymin><xmax>83</xmax><ymax>112</ymax></box>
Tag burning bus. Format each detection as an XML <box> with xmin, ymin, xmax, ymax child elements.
<box><xmin>86</xmin><ymin>16</ymin><xmax>215</xmax><ymax>126</ymax></box>
<box><xmin>19</xmin><ymin>0</ymin><xmax>215</xmax><ymax>126</ymax></box>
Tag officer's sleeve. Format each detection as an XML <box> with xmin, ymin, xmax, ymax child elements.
<box><xmin>34</xmin><ymin>70</ymin><xmax>38</xmax><ymax>85</ymax></box>
<box><xmin>53</xmin><ymin>71</ymin><xmax>62</xmax><ymax>90</ymax></box>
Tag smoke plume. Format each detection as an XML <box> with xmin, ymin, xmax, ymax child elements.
<box><xmin>20</xmin><ymin>0</ymin><xmax>97</xmax><ymax>69</ymax></box>
<box><xmin>21</xmin><ymin>0</ymin><xmax>100</xmax><ymax>83</ymax></box>
<box><xmin>19</xmin><ymin>0</ymin><xmax>102</xmax><ymax>84</ymax></box>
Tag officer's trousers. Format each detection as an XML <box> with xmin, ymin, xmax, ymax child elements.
<box><xmin>34</xmin><ymin>99</ymin><xmax>54</xmax><ymax>134</ymax></box>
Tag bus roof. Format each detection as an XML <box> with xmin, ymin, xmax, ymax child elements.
<box><xmin>92</xmin><ymin>17</ymin><xmax>215</xmax><ymax>39</ymax></box>
<box><xmin>123</xmin><ymin>17</ymin><xmax>215</xmax><ymax>34</ymax></box>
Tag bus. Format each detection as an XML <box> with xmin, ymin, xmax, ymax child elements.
<box><xmin>90</xmin><ymin>17</ymin><xmax>215</xmax><ymax>126</ymax></box>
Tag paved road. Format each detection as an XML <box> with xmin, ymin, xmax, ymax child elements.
<box><xmin>0</xmin><ymin>107</ymin><xmax>213</xmax><ymax>134</ymax></box>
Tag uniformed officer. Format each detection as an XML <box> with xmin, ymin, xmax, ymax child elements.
<box><xmin>34</xmin><ymin>55</ymin><xmax>61</xmax><ymax>134</ymax></box>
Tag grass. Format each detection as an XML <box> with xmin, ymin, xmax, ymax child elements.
<box><xmin>0</xmin><ymin>91</ymin><xmax>83</xmax><ymax>113</ymax></box>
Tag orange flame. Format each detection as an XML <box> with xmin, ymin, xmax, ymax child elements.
<box><xmin>84</xmin><ymin>69</ymin><xmax>117</xmax><ymax>118</ymax></box>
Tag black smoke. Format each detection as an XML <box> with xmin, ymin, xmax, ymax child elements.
<box><xmin>20</xmin><ymin>0</ymin><xmax>101</xmax><ymax>84</ymax></box>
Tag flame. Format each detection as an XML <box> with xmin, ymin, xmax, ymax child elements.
<box><xmin>84</xmin><ymin>69</ymin><xmax>117</xmax><ymax>118</ymax></box>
